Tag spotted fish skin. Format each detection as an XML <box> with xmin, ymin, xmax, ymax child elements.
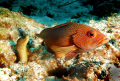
<box><xmin>39</xmin><ymin>22</ymin><xmax>109</xmax><ymax>60</ymax></box>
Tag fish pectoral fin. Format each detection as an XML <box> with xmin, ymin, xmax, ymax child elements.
<box><xmin>55</xmin><ymin>52</ymin><xmax>66</xmax><ymax>58</ymax></box>
<box><xmin>65</xmin><ymin>51</ymin><xmax>78</xmax><ymax>61</ymax></box>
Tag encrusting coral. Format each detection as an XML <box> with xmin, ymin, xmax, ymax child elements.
<box><xmin>16</xmin><ymin>35</ymin><xmax>29</xmax><ymax>62</ymax></box>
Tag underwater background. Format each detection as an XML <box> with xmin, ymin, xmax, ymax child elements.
<box><xmin>1</xmin><ymin>0</ymin><xmax>120</xmax><ymax>25</ymax></box>
<box><xmin>0</xmin><ymin>0</ymin><xmax>120</xmax><ymax>81</ymax></box>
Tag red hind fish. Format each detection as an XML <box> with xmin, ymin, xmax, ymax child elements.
<box><xmin>39</xmin><ymin>22</ymin><xmax>109</xmax><ymax>60</ymax></box>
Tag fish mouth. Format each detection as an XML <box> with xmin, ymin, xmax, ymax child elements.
<box><xmin>86</xmin><ymin>37</ymin><xmax>109</xmax><ymax>50</ymax></box>
<box><xmin>97</xmin><ymin>38</ymin><xmax>109</xmax><ymax>47</ymax></box>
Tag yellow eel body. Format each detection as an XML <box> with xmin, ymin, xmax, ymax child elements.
<box><xmin>16</xmin><ymin>35</ymin><xmax>29</xmax><ymax>62</ymax></box>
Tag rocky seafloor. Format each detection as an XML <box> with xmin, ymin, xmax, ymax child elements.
<box><xmin>0</xmin><ymin>7</ymin><xmax>120</xmax><ymax>81</ymax></box>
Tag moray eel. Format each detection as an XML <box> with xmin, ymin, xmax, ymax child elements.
<box><xmin>39</xmin><ymin>22</ymin><xmax>109</xmax><ymax>60</ymax></box>
<box><xmin>16</xmin><ymin>35</ymin><xmax>29</xmax><ymax>62</ymax></box>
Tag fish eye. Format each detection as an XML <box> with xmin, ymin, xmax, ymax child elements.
<box><xmin>87</xmin><ymin>31</ymin><xmax>95</xmax><ymax>38</ymax></box>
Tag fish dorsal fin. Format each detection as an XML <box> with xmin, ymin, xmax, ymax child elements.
<box><xmin>52</xmin><ymin>22</ymin><xmax>72</xmax><ymax>29</ymax></box>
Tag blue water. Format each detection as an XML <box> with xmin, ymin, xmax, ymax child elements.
<box><xmin>0</xmin><ymin>0</ymin><xmax>119</xmax><ymax>25</ymax></box>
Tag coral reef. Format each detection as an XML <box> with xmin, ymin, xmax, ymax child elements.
<box><xmin>0</xmin><ymin>7</ymin><xmax>120</xmax><ymax>81</ymax></box>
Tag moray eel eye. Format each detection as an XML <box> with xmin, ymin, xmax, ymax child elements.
<box><xmin>87</xmin><ymin>30</ymin><xmax>95</xmax><ymax>38</ymax></box>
